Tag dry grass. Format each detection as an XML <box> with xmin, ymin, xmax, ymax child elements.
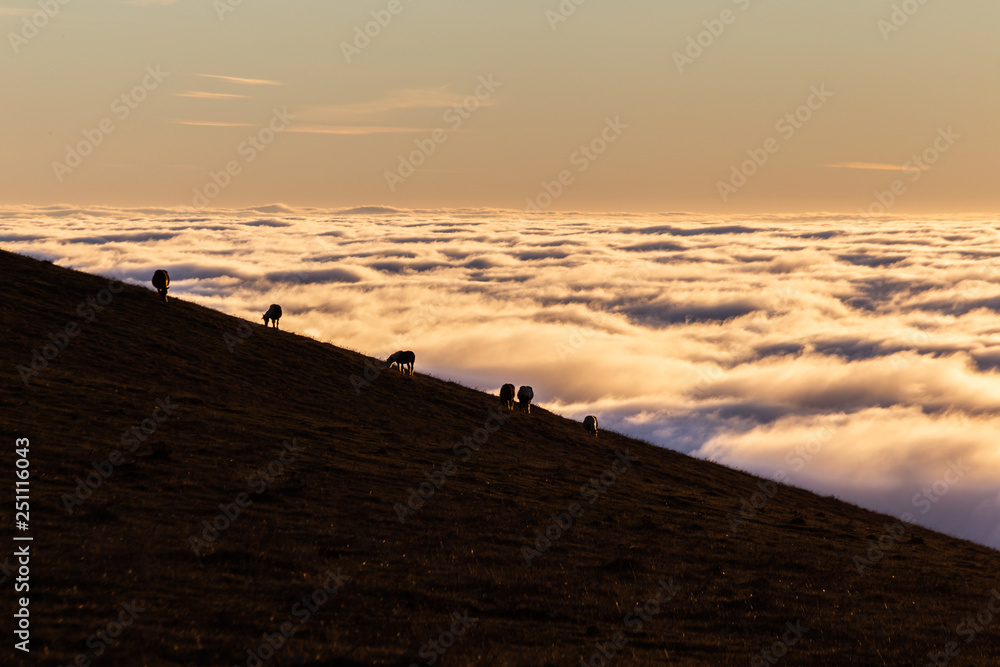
<box><xmin>1</xmin><ymin>248</ymin><xmax>998</xmax><ymax>666</ymax></box>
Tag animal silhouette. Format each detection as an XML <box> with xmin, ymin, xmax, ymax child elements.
<box><xmin>387</xmin><ymin>350</ymin><xmax>415</xmax><ymax>375</ymax></box>
<box><xmin>151</xmin><ymin>270</ymin><xmax>170</xmax><ymax>302</ymax></box>
<box><xmin>263</xmin><ymin>304</ymin><xmax>282</xmax><ymax>329</ymax></box>
<box><xmin>517</xmin><ymin>386</ymin><xmax>534</xmax><ymax>414</ymax></box>
<box><xmin>500</xmin><ymin>384</ymin><xmax>516</xmax><ymax>410</ymax></box>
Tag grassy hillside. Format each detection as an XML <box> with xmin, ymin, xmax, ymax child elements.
<box><xmin>1</xmin><ymin>247</ymin><xmax>998</xmax><ymax>666</ymax></box>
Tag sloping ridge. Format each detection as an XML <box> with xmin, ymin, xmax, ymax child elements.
<box><xmin>1</xmin><ymin>248</ymin><xmax>998</xmax><ymax>666</ymax></box>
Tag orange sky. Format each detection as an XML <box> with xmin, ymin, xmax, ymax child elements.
<box><xmin>2</xmin><ymin>0</ymin><xmax>998</xmax><ymax>213</ymax></box>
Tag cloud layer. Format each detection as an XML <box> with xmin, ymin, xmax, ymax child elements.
<box><xmin>5</xmin><ymin>206</ymin><xmax>1000</xmax><ymax>550</ymax></box>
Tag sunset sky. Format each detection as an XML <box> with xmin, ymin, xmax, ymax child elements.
<box><xmin>3</xmin><ymin>0</ymin><xmax>999</xmax><ymax>213</ymax></box>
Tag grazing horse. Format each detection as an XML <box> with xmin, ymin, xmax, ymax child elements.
<box><xmin>151</xmin><ymin>270</ymin><xmax>170</xmax><ymax>302</ymax></box>
<box><xmin>517</xmin><ymin>386</ymin><xmax>534</xmax><ymax>414</ymax></box>
<box><xmin>500</xmin><ymin>384</ymin><xmax>516</xmax><ymax>410</ymax></box>
<box><xmin>263</xmin><ymin>304</ymin><xmax>282</xmax><ymax>329</ymax></box>
<box><xmin>387</xmin><ymin>350</ymin><xmax>415</xmax><ymax>376</ymax></box>
<box><xmin>584</xmin><ymin>415</ymin><xmax>599</xmax><ymax>437</ymax></box>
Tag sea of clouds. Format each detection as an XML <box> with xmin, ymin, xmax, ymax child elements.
<box><xmin>4</xmin><ymin>205</ymin><xmax>1000</xmax><ymax>551</ymax></box>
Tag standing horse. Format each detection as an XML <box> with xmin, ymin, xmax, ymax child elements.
<box><xmin>387</xmin><ymin>350</ymin><xmax>415</xmax><ymax>375</ymax></box>
<box><xmin>517</xmin><ymin>386</ymin><xmax>534</xmax><ymax>414</ymax></box>
<box><xmin>151</xmin><ymin>270</ymin><xmax>170</xmax><ymax>302</ymax></box>
<box><xmin>263</xmin><ymin>304</ymin><xmax>283</xmax><ymax>328</ymax></box>
<box><xmin>500</xmin><ymin>384</ymin><xmax>516</xmax><ymax>410</ymax></box>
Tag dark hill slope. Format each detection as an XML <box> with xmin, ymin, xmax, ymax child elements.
<box><xmin>1</xmin><ymin>248</ymin><xmax>998</xmax><ymax>666</ymax></box>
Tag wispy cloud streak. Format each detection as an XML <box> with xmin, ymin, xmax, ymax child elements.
<box><xmin>175</xmin><ymin>91</ymin><xmax>250</xmax><ymax>100</ymax></box>
<box><xmin>193</xmin><ymin>74</ymin><xmax>284</xmax><ymax>86</ymax></box>
<box><xmin>821</xmin><ymin>161</ymin><xmax>930</xmax><ymax>172</ymax></box>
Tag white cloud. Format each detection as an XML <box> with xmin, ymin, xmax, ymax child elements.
<box><xmin>284</xmin><ymin>125</ymin><xmax>433</xmax><ymax>136</ymax></box>
<box><xmin>175</xmin><ymin>91</ymin><xmax>250</xmax><ymax>100</ymax></box>
<box><xmin>300</xmin><ymin>87</ymin><xmax>497</xmax><ymax>123</ymax></box>
<box><xmin>193</xmin><ymin>74</ymin><xmax>283</xmax><ymax>86</ymax></box>
<box><xmin>5</xmin><ymin>208</ymin><xmax>1000</xmax><ymax>550</ymax></box>
<box><xmin>820</xmin><ymin>162</ymin><xmax>931</xmax><ymax>172</ymax></box>
<box><xmin>168</xmin><ymin>120</ymin><xmax>258</xmax><ymax>128</ymax></box>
